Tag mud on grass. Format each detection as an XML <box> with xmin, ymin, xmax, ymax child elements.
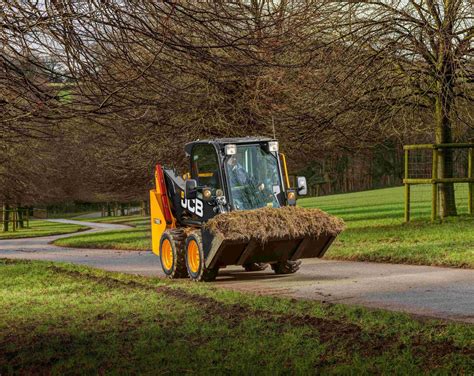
<box><xmin>1</xmin><ymin>260</ymin><xmax>472</xmax><ymax>374</ymax></box>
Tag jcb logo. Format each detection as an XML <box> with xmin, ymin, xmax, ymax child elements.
<box><xmin>181</xmin><ymin>197</ymin><xmax>204</xmax><ymax>217</ymax></box>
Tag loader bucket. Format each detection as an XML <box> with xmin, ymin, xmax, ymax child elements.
<box><xmin>202</xmin><ymin>206</ymin><xmax>344</xmax><ymax>268</ymax></box>
<box><xmin>202</xmin><ymin>230</ymin><xmax>336</xmax><ymax>268</ymax></box>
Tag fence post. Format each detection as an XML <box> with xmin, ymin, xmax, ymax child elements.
<box><xmin>431</xmin><ymin>147</ymin><xmax>438</xmax><ymax>222</ymax></box>
<box><xmin>404</xmin><ymin>148</ymin><xmax>410</xmax><ymax>222</ymax></box>
<box><xmin>469</xmin><ymin>148</ymin><xmax>473</xmax><ymax>215</ymax></box>
<box><xmin>18</xmin><ymin>207</ymin><xmax>24</xmax><ymax>229</ymax></box>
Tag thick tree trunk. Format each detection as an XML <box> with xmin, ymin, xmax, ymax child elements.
<box><xmin>435</xmin><ymin>80</ymin><xmax>457</xmax><ymax>217</ymax></box>
<box><xmin>434</xmin><ymin>17</ymin><xmax>457</xmax><ymax>218</ymax></box>
<box><xmin>2</xmin><ymin>203</ymin><xmax>10</xmax><ymax>232</ymax></box>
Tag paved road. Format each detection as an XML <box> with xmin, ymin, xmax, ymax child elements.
<box><xmin>1</xmin><ymin>219</ymin><xmax>473</xmax><ymax>323</ymax></box>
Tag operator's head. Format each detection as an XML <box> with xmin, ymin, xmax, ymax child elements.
<box><xmin>228</xmin><ymin>155</ymin><xmax>237</xmax><ymax>167</ymax></box>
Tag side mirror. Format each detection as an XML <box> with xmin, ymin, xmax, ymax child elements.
<box><xmin>185</xmin><ymin>179</ymin><xmax>197</xmax><ymax>199</ymax></box>
<box><xmin>297</xmin><ymin>176</ymin><xmax>307</xmax><ymax>196</ymax></box>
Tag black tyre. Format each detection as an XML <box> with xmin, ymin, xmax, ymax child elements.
<box><xmin>243</xmin><ymin>263</ymin><xmax>269</xmax><ymax>272</ymax></box>
<box><xmin>271</xmin><ymin>260</ymin><xmax>302</xmax><ymax>275</ymax></box>
<box><xmin>185</xmin><ymin>232</ymin><xmax>218</xmax><ymax>282</ymax></box>
<box><xmin>159</xmin><ymin>229</ymin><xmax>188</xmax><ymax>279</ymax></box>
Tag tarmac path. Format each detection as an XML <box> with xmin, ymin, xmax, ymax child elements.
<box><xmin>1</xmin><ymin>219</ymin><xmax>473</xmax><ymax>323</ymax></box>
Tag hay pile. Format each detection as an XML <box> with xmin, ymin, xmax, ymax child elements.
<box><xmin>204</xmin><ymin>206</ymin><xmax>345</xmax><ymax>243</ymax></box>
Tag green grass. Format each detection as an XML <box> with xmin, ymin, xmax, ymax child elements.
<box><xmin>0</xmin><ymin>220</ymin><xmax>88</xmax><ymax>240</ymax></box>
<box><xmin>299</xmin><ymin>186</ymin><xmax>474</xmax><ymax>268</ymax></box>
<box><xmin>47</xmin><ymin>211</ymin><xmax>97</xmax><ymax>219</ymax></box>
<box><xmin>54</xmin><ymin>215</ymin><xmax>151</xmax><ymax>251</ymax></box>
<box><xmin>55</xmin><ymin>186</ymin><xmax>474</xmax><ymax>268</ymax></box>
<box><xmin>73</xmin><ymin>215</ymin><xmax>146</xmax><ymax>225</ymax></box>
<box><xmin>1</xmin><ymin>259</ymin><xmax>472</xmax><ymax>374</ymax></box>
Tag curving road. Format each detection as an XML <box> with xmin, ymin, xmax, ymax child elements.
<box><xmin>0</xmin><ymin>219</ymin><xmax>473</xmax><ymax>323</ymax></box>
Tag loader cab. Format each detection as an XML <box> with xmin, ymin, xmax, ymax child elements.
<box><xmin>224</xmin><ymin>142</ymin><xmax>285</xmax><ymax>210</ymax></box>
<box><xmin>185</xmin><ymin>137</ymin><xmax>288</xmax><ymax>215</ymax></box>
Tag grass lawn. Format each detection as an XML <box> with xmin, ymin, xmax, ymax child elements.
<box><xmin>54</xmin><ymin>186</ymin><xmax>474</xmax><ymax>268</ymax></box>
<box><xmin>1</xmin><ymin>259</ymin><xmax>472</xmax><ymax>374</ymax></box>
<box><xmin>299</xmin><ymin>186</ymin><xmax>474</xmax><ymax>268</ymax></box>
<box><xmin>54</xmin><ymin>215</ymin><xmax>151</xmax><ymax>251</ymax></box>
<box><xmin>0</xmin><ymin>220</ymin><xmax>88</xmax><ymax>240</ymax></box>
<box><xmin>47</xmin><ymin>211</ymin><xmax>97</xmax><ymax>219</ymax></box>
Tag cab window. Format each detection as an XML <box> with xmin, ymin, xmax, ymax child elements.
<box><xmin>191</xmin><ymin>144</ymin><xmax>221</xmax><ymax>189</ymax></box>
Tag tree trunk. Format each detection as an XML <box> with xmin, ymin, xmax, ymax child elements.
<box><xmin>143</xmin><ymin>200</ymin><xmax>150</xmax><ymax>216</ymax></box>
<box><xmin>2</xmin><ymin>203</ymin><xmax>10</xmax><ymax>232</ymax></box>
<box><xmin>107</xmin><ymin>202</ymin><xmax>112</xmax><ymax>217</ymax></box>
<box><xmin>435</xmin><ymin>77</ymin><xmax>457</xmax><ymax>217</ymax></box>
<box><xmin>17</xmin><ymin>206</ymin><xmax>24</xmax><ymax>228</ymax></box>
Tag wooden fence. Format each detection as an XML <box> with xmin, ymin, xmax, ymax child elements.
<box><xmin>404</xmin><ymin>143</ymin><xmax>474</xmax><ymax>222</ymax></box>
<box><xmin>0</xmin><ymin>207</ymin><xmax>30</xmax><ymax>232</ymax></box>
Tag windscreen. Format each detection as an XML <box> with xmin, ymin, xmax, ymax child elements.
<box><xmin>225</xmin><ymin>144</ymin><xmax>283</xmax><ymax>210</ymax></box>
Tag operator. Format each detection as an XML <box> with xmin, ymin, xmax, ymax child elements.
<box><xmin>227</xmin><ymin>154</ymin><xmax>251</xmax><ymax>211</ymax></box>
<box><xmin>228</xmin><ymin>155</ymin><xmax>265</xmax><ymax>192</ymax></box>
<box><xmin>228</xmin><ymin>155</ymin><xmax>250</xmax><ymax>186</ymax></box>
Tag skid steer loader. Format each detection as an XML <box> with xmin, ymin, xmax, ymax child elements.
<box><xmin>150</xmin><ymin>137</ymin><xmax>342</xmax><ymax>281</ymax></box>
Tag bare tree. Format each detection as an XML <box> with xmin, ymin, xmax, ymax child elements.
<box><xmin>2</xmin><ymin>1</ymin><xmax>471</xmax><ymax>210</ymax></box>
<box><xmin>333</xmin><ymin>0</ymin><xmax>473</xmax><ymax>215</ymax></box>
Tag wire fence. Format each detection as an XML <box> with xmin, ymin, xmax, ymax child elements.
<box><xmin>404</xmin><ymin>143</ymin><xmax>473</xmax><ymax>222</ymax></box>
<box><xmin>409</xmin><ymin>184</ymin><xmax>470</xmax><ymax>219</ymax></box>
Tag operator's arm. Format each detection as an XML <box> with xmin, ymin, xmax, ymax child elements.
<box><xmin>235</xmin><ymin>168</ymin><xmax>248</xmax><ymax>185</ymax></box>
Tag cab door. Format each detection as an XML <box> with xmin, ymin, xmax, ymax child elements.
<box><xmin>187</xmin><ymin>144</ymin><xmax>222</xmax><ymax>221</ymax></box>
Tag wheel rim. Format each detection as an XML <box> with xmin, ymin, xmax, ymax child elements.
<box><xmin>187</xmin><ymin>239</ymin><xmax>200</xmax><ymax>274</ymax></box>
<box><xmin>161</xmin><ymin>239</ymin><xmax>173</xmax><ymax>271</ymax></box>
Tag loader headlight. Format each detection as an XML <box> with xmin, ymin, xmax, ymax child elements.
<box><xmin>268</xmin><ymin>141</ymin><xmax>279</xmax><ymax>152</ymax></box>
<box><xmin>287</xmin><ymin>191</ymin><xmax>296</xmax><ymax>201</ymax></box>
<box><xmin>225</xmin><ymin>144</ymin><xmax>237</xmax><ymax>155</ymax></box>
<box><xmin>203</xmin><ymin>188</ymin><xmax>212</xmax><ymax>201</ymax></box>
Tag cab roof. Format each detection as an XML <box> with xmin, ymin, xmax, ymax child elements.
<box><xmin>184</xmin><ymin>136</ymin><xmax>275</xmax><ymax>156</ymax></box>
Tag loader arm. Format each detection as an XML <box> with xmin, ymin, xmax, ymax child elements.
<box><xmin>150</xmin><ymin>165</ymin><xmax>187</xmax><ymax>256</ymax></box>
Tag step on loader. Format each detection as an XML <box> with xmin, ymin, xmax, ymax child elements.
<box><xmin>150</xmin><ymin>137</ymin><xmax>344</xmax><ymax>281</ymax></box>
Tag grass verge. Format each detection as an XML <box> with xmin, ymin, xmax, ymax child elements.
<box><xmin>299</xmin><ymin>186</ymin><xmax>474</xmax><ymax>268</ymax></box>
<box><xmin>47</xmin><ymin>211</ymin><xmax>97</xmax><ymax>219</ymax></box>
<box><xmin>53</xmin><ymin>215</ymin><xmax>150</xmax><ymax>250</ymax></box>
<box><xmin>0</xmin><ymin>220</ymin><xmax>88</xmax><ymax>240</ymax></box>
<box><xmin>1</xmin><ymin>259</ymin><xmax>472</xmax><ymax>374</ymax></box>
